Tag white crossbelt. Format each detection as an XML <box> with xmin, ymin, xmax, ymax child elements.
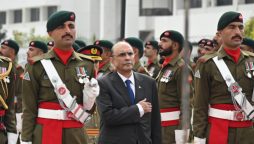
<box><xmin>161</xmin><ymin>111</ymin><xmax>180</xmax><ymax>121</ymax></box>
<box><xmin>213</xmin><ymin>56</ymin><xmax>254</xmax><ymax>120</ymax></box>
<box><xmin>38</xmin><ymin>108</ymin><xmax>69</xmax><ymax>120</ymax></box>
<box><xmin>40</xmin><ymin>59</ymin><xmax>90</xmax><ymax>123</ymax></box>
<box><xmin>209</xmin><ymin>107</ymin><xmax>247</xmax><ymax>121</ymax></box>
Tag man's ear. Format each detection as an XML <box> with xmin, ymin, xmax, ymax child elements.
<box><xmin>48</xmin><ymin>32</ymin><xmax>52</xmax><ymax>37</ymax></box>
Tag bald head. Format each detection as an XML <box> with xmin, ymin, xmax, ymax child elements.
<box><xmin>111</xmin><ymin>41</ymin><xmax>134</xmax><ymax>77</ymax></box>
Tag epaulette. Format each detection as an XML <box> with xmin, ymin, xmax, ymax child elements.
<box><xmin>0</xmin><ymin>55</ymin><xmax>12</xmax><ymax>62</ymax></box>
<box><xmin>242</xmin><ymin>50</ymin><xmax>254</xmax><ymax>57</ymax></box>
<box><xmin>28</xmin><ymin>54</ymin><xmax>46</xmax><ymax>65</ymax></box>
<box><xmin>197</xmin><ymin>52</ymin><xmax>217</xmax><ymax>63</ymax></box>
<box><xmin>76</xmin><ymin>53</ymin><xmax>94</xmax><ymax>62</ymax></box>
<box><xmin>177</xmin><ymin>58</ymin><xmax>185</xmax><ymax>67</ymax></box>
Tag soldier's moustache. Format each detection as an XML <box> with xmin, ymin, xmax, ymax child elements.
<box><xmin>62</xmin><ymin>34</ymin><xmax>73</xmax><ymax>39</ymax></box>
<box><xmin>232</xmin><ymin>35</ymin><xmax>242</xmax><ymax>40</ymax></box>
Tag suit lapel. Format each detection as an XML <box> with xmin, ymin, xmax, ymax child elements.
<box><xmin>111</xmin><ymin>72</ymin><xmax>132</xmax><ymax>105</ymax></box>
<box><xmin>133</xmin><ymin>72</ymin><xmax>145</xmax><ymax>103</ymax></box>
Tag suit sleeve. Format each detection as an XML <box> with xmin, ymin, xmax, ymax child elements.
<box><xmin>21</xmin><ymin>64</ymin><xmax>39</xmax><ymax>141</ymax></box>
<box><xmin>193</xmin><ymin>62</ymin><xmax>210</xmax><ymax>138</ymax></box>
<box><xmin>96</xmin><ymin>78</ymin><xmax>141</xmax><ymax>126</ymax></box>
<box><xmin>151</xmin><ymin>80</ymin><xmax>162</xmax><ymax>144</ymax></box>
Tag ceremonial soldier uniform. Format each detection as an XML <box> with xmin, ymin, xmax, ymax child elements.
<box><xmin>78</xmin><ymin>45</ymin><xmax>103</xmax><ymax>144</ymax></box>
<box><xmin>193</xmin><ymin>11</ymin><xmax>254</xmax><ymax>144</ymax></box>
<box><xmin>21</xmin><ymin>11</ymin><xmax>99</xmax><ymax>144</ymax></box>
<box><xmin>0</xmin><ymin>56</ymin><xmax>16</xmax><ymax>144</ymax></box>
<box><xmin>157</xmin><ymin>30</ymin><xmax>192</xmax><ymax>144</ymax></box>
<box><xmin>144</xmin><ymin>40</ymin><xmax>160</xmax><ymax>78</ymax></box>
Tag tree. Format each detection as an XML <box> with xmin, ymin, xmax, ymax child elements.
<box><xmin>244</xmin><ymin>17</ymin><xmax>254</xmax><ymax>39</ymax></box>
<box><xmin>13</xmin><ymin>28</ymin><xmax>51</xmax><ymax>47</ymax></box>
<box><xmin>0</xmin><ymin>24</ymin><xmax>6</xmax><ymax>42</ymax></box>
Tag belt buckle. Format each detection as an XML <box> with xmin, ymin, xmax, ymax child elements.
<box><xmin>234</xmin><ymin>111</ymin><xmax>244</xmax><ymax>121</ymax></box>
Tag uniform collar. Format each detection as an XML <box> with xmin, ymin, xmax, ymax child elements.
<box><xmin>45</xmin><ymin>48</ymin><xmax>83</xmax><ymax>62</ymax></box>
<box><xmin>164</xmin><ymin>55</ymin><xmax>181</xmax><ymax>67</ymax></box>
<box><xmin>217</xmin><ymin>46</ymin><xmax>246</xmax><ymax>63</ymax></box>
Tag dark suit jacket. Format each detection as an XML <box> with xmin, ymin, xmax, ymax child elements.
<box><xmin>96</xmin><ymin>72</ymin><xmax>161</xmax><ymax>144</ymax></box>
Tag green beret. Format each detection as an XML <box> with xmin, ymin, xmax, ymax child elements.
<box><xmin>47</xmin><ymin>11</ymin><xmax>75</xmax><ymax>32</ymax></box>
<box><xmin>124</xmin><ymin>37</ymin><xmax>144</xmax><ymax>58</ymax></box>
<box><xmin>72</xmin><ymin>42</ymin><xmax>80</xmax><ymax>52</ymax></box>
<box><xmin>1</xmin><ymin>39</ymin><xmax>19</xmax><ymax>54</ymax></box>
<box><xmin>29</xmin><ymin>41</ymin><xmax>48</xmax><ymax>53</ymax></box>
<box><xmin>242</xmin><ymin>38</ymin><xmax>254</xmax><ymax>49</ymax></box>
<box><xmin>75</xmin><ymin>40</ymin><xmax>86</xmax><ymax>48</ymax></box>
<box><xmin>145</xmin><ymin>40</ymin><xmax>159</xmax><ymax>50</ymax></box>
<box><xmin>47</xmin><ymin>41</ymin><xmax>54</xmax><ymax>47</ymax></box>
<box><xmin>77</xmin><ymin>45</ymin><xmax>103</xmax><ymax>61</ymax></box>
<box><xmin>217</xmin><ymin>11</ymin><xmax>243</xmax><ymax>31</ymax></box>
<box><xmin>160</xmin><ymin>30</ymin><xmax>184</xmax><ymax>49</ymax></box>
<box><xmin>94</xmin><ymin>40</ymin><xmax>113</xmax><ymax>50</ymax></box>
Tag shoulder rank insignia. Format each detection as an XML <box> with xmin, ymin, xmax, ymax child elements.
<box><xmin>23</xmin><ymin>72</ymin><xmax>30</xmax><ymax>81</ymax></box>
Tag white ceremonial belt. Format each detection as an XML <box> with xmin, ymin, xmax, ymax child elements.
<box><xmin>209</xmin><ymin>108</ymin><xmax>247</xmax><ymax>121</ymax></box>
<box><xmin>161</xmin><ymin>111</ymin><xmax>180</xmax><ymax>121</ymax></box>
<box><xmin>38</xmin><ymin>108</ymin><xmax>69</xmax><ymax>120</ymax></box>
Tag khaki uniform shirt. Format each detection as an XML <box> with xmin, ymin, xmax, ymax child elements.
<box><xmin>193</xmin><ymin>48</ymin><xmax>254</xmax><ymax>139</ymax></box>
<box><xmin>133</xmin><ymin>61</ymin><xmax>149</xmax><ymax>75</ymax></box>
<box><xmin>14</xmin><ymin>64</ymin><xmax>24</xmax><ymax>113</ymax></box>
<box><xmin>21</xmin><ymin>50</ymin><xmax>94</xmax><ymax>143</ymax></box>
<box><xmin>97</xmin><ymin>62</ymin><xmax>111</xmax><ymax>78</ymax></box>
<box><xmin>0</xmin><ymin>56</ymin><xmax>16</xmax><ymax>144</ymax></box>
<box><xmin>157</xmin><ymin>55</ymin><xmax>193</xmax><ymax>144</ymax></box>
<box><xmin>145</xmin><ymin>59</ymin><xmax>161</xmax><ymax>78</ymax></box>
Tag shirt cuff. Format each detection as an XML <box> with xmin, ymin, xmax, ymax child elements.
<box><xmin>136</xmin><ymin>104</ymin><xmax>144</xmax><ymax>117</ymax></box>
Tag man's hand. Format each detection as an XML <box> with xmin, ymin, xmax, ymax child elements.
<box><xmin>83</xmin><ymin>78</ymin><xmax>100</xmax><ymax>110</ymax></box>
<box><xmin>138</xmin><ymin>98</ymin><xmax>152</xmax><ymax>113</ymax></box>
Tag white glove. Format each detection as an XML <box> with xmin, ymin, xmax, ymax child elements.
<box><xmin>7</xmin><ymin>132</ymin><xmax>18</xmax><ymax>144</ymax></box>
<box><xmin>83</xmin><ymin>78</ymin><xmax>100</xmax><ymax>110</ymax></box>
<box><xmin>175</xmin><ymin>129</ymin><xmax>190</xmax><ymax>144</ymax></box>
<box><xmin>194</xmin><ymin>137</ymin><xmax>206</xmax><ymax>144</ymax></box>
<box><xmin>16</xmin><ymin>113</ymin><xmax>23</xmax><ymax>133</ymax></box>
<box><xmin>20</xmin><ymin>141</ymin><xmax>32</xmax><ymax>144</ymax></box>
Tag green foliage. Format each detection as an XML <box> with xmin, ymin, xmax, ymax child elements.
<box><xmin>244</xmin><ymin>17</ymin><xmax>254</xmax><ymax>39</ymax></box>
<box><xmin>13</xmin><ymin>28</ymin><xmax>51</xmax><ymax>47</ymax></box>
<box><xmin>0</xmin><ymin>24</ymin><xmax>6</xmax><ymax>42</ymax></box>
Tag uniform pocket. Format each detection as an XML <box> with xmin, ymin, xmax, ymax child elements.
<box><xmin>40</xmin><ymin>79</ymin><xmax>52</xmax><ymax>87</ymax></box>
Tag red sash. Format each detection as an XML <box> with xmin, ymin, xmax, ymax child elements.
<box><xmin>208</xmin><ymin>104</ymin><xmax>253</xmax><ymax>144</ymax></box>
<box><xmin>36</xmin><ymin>102</ymin><xmax>83</xmax><ymax>144</ymax></box>
<box><xmin>160</xmin><ymin>107</ymin><xmax>180</xmax><ymax>126</ymax></box>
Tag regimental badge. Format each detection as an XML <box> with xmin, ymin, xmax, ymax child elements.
<box><xmin>228</xmin><ymin>82</ymin><xmax>242</xmax><ymax>97</ymax></box>
<box><xmin>91</xmin><ymin>48</ymin><xmax>97</xmax><ymax>55</ymax></box>
<box><xmin>23</xmin><ymin>72</ymin><xmax>30</xmax><ymax>81</ymax></box>
<box><xmin>76</xmin><ymin>67</ymin><xmax>88</xmax><ymax>83</ymax></box>
<box><xmin>58</xmin><ymin>86</ymin><xmax>66</xmax><ymax>95</ymax></box>
<box><xmin>160</xmin><ymin>69</ymin><xmax>173</xmax><ymax>83</ymax></box>
<box><xmin>194</xmin><ymin>70</ymin><xmax>201</xmax><ymax>78</ymax></box>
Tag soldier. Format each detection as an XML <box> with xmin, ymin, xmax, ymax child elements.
<box><xmin>193</xmin><ymin>11</ymin><xmax>254</xmax><ymax>144</ymax></box>
<box><xmin>78</xmin><ymin>45</ymin><xmax>103</xmax><ymax>144</ymax></box>
<box><xmin>241</xmin><ymin>37</ymin><xmax>254</xmax><ymax>53</ymax></box>
<box><xmin>124</xmin><ymin>37</ymin><xmax>148</xmax><ymax>75</ymax></box>
<box><xmin>144</xmin><ymin>40</ymin><xmax>160</xmax><ymax>78</ymax></box>
<box><xmin>27</xmin><ymin>41</ymin><xmax>48</xmax><ymax>62</ymax></box>
<box><xmin>21</xmin><ymin>11</ymin><xmax>99</xmax><ymax>144</ymax></box>
<box><xmin>94</xmin><ymin>40</ymin><xmax>114</xmax><ymax>78</ymax></box>
<box><xmin>157</xmin><ymin>30</ymin><xmax>192</xmax><ymax>144</ymax></box>
<box><xmin>213</xmin><ymin>31</ymin><xmax>223</xmax><ymax>51</ymax></box>
<box><xmin>1</xmin><ymin>39</ymin><xmax>23</xmax><ymax>143</ymax></box>
<box><xmin>0</xmin><ymin>40</ymin><xmax>17</xmax><ymax>144</ymax></box>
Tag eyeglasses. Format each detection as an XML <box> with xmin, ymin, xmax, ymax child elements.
<box><xmin>113</xmin><ymin>52</ymin><xmax>134</xmax><ymax>57</ymax></box>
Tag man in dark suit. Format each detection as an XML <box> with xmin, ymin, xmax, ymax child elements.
<box><xmin>96</xmin><ymin>41</ymin><xmax>161</xmax><ymax>144</ymax></box>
